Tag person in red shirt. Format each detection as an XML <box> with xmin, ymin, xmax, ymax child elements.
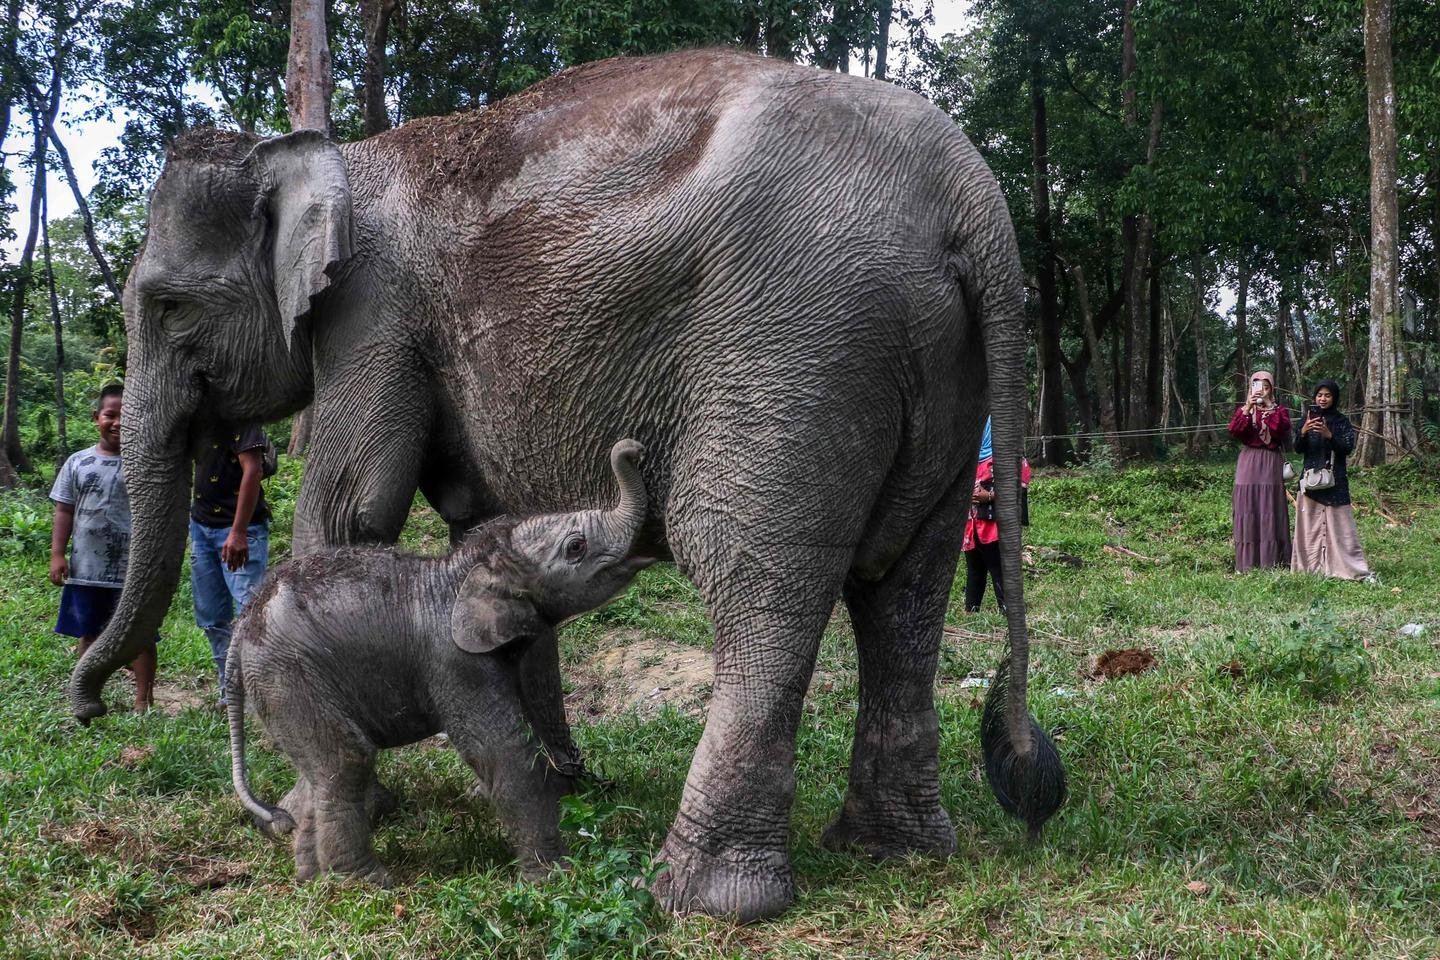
<box><xmin>963</xmin><ymin>418</ymin><xmax>1032</xmax><ymax>612</ymax></box>
<box><xmin>1228</xmin><ymin>370</ymin><xmax>1291</xmax><ymax>571</ymax></box>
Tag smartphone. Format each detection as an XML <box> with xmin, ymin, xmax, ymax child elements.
<box><xmin>1308</xmin><ymin>406</ymin><xmax>1323</xmax><ymax>420</ymax></box>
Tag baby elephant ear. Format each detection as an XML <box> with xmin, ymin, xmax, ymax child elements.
<box><xmin>450</xmin><ymin>565</ymin><xmax>544</xmax><ymax>654</ymax></box>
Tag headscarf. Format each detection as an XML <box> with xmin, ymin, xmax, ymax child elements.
<box><xmin>1312</xmin><ymin>379</ymin><xmax>1343</xmax><ymax>418</ymax></box>
<box><xmin>978</xmin><ymin>416</ymin><xmax>993</xmax><ymax>462</ymax></box>
<box><xmin>1248</xmin><ymin>370</ymin><xmax>1277</xmax><ymax>445</ymax></box>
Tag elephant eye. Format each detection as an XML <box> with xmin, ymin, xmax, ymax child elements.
<box><xmin>563</xmin><ymin>535</ymin><xmax>587</xmax><ymax>563</ymax></box>
<box><xmin>156</xmin><ymin>298</ymin><xmax>197</xmax><ymax>334</ymax></box>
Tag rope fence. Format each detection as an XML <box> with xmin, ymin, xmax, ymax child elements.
<box><xmin>1027</xmin><ymin>399</ymin><xmax>1424</xmax><ymax>456</ymax></box>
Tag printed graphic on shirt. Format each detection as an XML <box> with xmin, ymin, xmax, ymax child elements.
<box><xmin>50</xmin><ymin>446</ymin><xmax>132</xmax><ymax>587</ymax></box>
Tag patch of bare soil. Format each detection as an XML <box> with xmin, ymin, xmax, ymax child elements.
<box><xmin>567</xmin><ymin>635</ymin><xmax>714</xmax><ymax>720</ymax></box>
<box><xmin>47</xmin><ymin>819</ymin><xmax>252</xmax><ymax>891</ymax></box>
<box><xmin>1086</xmin><ymin>647</ymin><xmax>1157</xmax><ymax>680</ymax></box>
<box><xmin>151</xmin><ymin>679</ymin><xmax>212</xmax><ymax>716</ymax></box>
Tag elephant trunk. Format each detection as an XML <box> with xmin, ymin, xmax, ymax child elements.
<box><xmin>973</xmin><ymin>219</ymin><xmax>1067</xmax><ymax>838</ymax></box>
<box><xmin>598</xmin><ymin>439</ymin><xmax>648</xmax><ymax>552</ymax></box>
<box><xmin>67</xmin><ymin>349</ymin><xmax>197</xmax><ymax>722</ymax></box>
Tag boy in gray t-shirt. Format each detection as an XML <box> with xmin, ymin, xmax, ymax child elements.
<box><xmin>49</xmin><ymin>384</ymin><xmax>156</xmax><ymax>712</ymax></box>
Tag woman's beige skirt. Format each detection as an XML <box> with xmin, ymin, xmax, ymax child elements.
<box><xmin>1292</xmin><ymin>494</ymin><xmax>1372</xmax><ymax>579</ymax></box>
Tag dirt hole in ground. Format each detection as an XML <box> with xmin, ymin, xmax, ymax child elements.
<box><xmin>566</xmin><ymin>636</ymin><xmax>715</xmax><ymax>719</ymax></box>
<box><xmin>1088</xmin><ymin>647</ymin><xmax>1157</xmax><ymax>679</ymax></box>
<box><xmin>151</xmin><ymin>680</ymin><xmax>212</xmax><ymax>716</ymax></box>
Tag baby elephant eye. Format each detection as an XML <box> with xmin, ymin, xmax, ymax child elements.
<box><xmin>564</xmin><ymin>535</ymin><xmax>587</xmax><ymax>563</ymax></box>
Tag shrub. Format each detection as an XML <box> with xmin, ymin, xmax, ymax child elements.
<box><xmin>463</xmin><ymin>794</ymin><xmax>663</xmax><ymax>959</ymax></box>
<box><xmin>1228</xmin><ymin>604</ymin><xmax>1372</xmax><ymax>701</ymax></box>
<box><xmin>0</xmin><ymin>490</ymin><xmax>52</xmax><ymax>560</ymax></box>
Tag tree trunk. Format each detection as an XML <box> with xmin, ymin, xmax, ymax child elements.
<box><xmin>1233</xmin><ymin>254</ymin><xmax>1253</xmax><ymax>403</ymax></box>
<box><xmin>287</xmin><ymin>407</ymin><xmax>312</xmax><ymax>456</ymax></box>
<box><xmin>359</xmin><ymin>0</ymin><xmax>397</xmax><ymax>137</ymax></box>
<box><xmin>1359</xmin><ymin>0</ymin><xmax>1413</xmax><ymax>463</ymax></box>
<box><xmin>873</xmin><ymin>0</ymin><xmax>893</xmax><ymax>81</ymax></box>
<box><xmin>3</xmin><ymin>82</ymin><xmax>61</xmax><ymax>478</ymax></box>
<box><xmin>1030</xmin><ymin>48</ymin><xmax>1071</xmax><ymax>465</ymax></box>
<box><xmin>739</xmin><ymin>2</ymin><xmax>761</xmax><ymax>52</ymax></box>
<box><xmin>286</xmin><ymin>0</ymin><xmax>332</xmax><ymax>133</ymax></box>
<box><xmin>1070</xmin><ymin>263</ymin><xmax>1121</xmax><ymax>451</ymax></box>
<box><xmin>1145</xmin><ymin>244</ymin><xmax>1163</xmax><ymax>427</ymax></box>
<box><xmin>42</xmin><ymin>189</ymin><xmax>67</xmax><ymax>466</ymax></box>
<box><xmin>1296</xmin><ymin>296</ymin><xmax>1314</xmax><ymax>371</ymax></box>
<box><xmin>1124</xmin><ymin>97</ymin><xmax>1163</xmax><ymax>453</ymax></box>
<box><xmin>1337</xmin><ymin>236</ymin><xmax>1360</xmax><ymax>407</ymax></box>
<box><xmin>1282</xmin><ymin>293</ymin><xmax>1303</xmax><ymax>395</ymax></box>
<box><xmin>286</xmin><ymin>0</ymin><xmax>332</xmax><ymax>455</ymax></box>
<box><xmin>45</xmin><ymin>125</ymin><xmax>122</xmax><ymax>302</ymax></box>
<box><xmin>1191</xmin><ymin>254</ymin><xmax>1218</xmax><ymax>446</ymax></box>
<box><xmin>1431</xmin><ymin>140</ymin><xmax>1440</xmax><ymax>350</ymax></box>
<box><xmin>1275</xmin><ymin>291</ymin><xmax>1291</xmax><ymax>401</ymax></box>
<box><xmin>0</xmin><ymin>0</ymin><xmax>19</xmax><ymax>484</ymax></box>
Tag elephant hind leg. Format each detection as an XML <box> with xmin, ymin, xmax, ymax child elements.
<box><xmin>310</xmin><ymin>757</ymin><xmax>392</xmax><ymax>886</ymax></box>
<box><xmin>653</xmin><ymin>411</ymin><xmax>892</xmax><ymax>922</ymax></box>
<box><xmin>284</xmin><ymin>712</ymin><xmax>392</xmax><ymax>885</ymax></box>
<box><xmin>822</xmin><ymin>471</ymin><xmax>972</xmax><ymax>859</ymax></box>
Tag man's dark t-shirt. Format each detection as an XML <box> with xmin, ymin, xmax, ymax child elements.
<box><xmin>192</xmin><ymin>424</ymin><xmax>271</xmax><ymax>528</ymax></box>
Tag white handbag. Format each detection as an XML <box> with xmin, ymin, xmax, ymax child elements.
<box><xmin>1301</xmin><ymin>453</ymin><xmax>1335</xmax><ymax>492</ymax></box>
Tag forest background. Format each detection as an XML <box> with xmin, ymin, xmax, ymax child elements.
<box><xmin>1</xmin><ymin>0</ymin><xmax>1438</xmax><ymax>483</ymax></box>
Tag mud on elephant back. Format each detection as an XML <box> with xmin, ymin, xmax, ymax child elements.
<box><xmin>68</xmin><ymin>48</ymin><xmax>1065</xmax><ymax>921</ymax></box>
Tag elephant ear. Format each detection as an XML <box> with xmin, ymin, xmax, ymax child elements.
<box><xmin>244</xmin><ymin>130</ymin><xmax>353</xmax><ymax>354</ymax></box>
<box><xmin>450</xmin><ymin>564</ymin><xmax>547</xmax><ymax>655</ymax></box>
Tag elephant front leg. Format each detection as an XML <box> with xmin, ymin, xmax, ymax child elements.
<box><xmin>517</xmin><ymin>637</ymin><xmax>586</xmax><ymax>783</ymax></box>
<box><xmin>290</xmin><ymin>360</ymin><xmax>431</xmax><ymax>556</ymax></box>
<box><xmin>822</xmin><ymin>480</ymin><xmax>970</xmax><ymax>859</ymax></box>
<box><xmin>450</xmin><ymin>713</ymin><xmax>570</xmax><ymax>880</ymax></box>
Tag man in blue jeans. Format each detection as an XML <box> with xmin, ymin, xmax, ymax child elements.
<box><xmin>191</xmin><ymin>423</ymin><xmax>270</xmax><ymax>705</ymax></box>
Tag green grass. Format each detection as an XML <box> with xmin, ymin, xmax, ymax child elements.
<box><xmin>2</xmin><ymin>457</ymin><xmax>1439</xmax><ymax>958</ymax></box>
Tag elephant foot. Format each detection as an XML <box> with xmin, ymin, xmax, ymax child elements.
<box><xmin>516</xmin><ymin>853</ymin><xmax>565</xmax><ymax>883</ymax></box>
<box><xmin>650</xmin><ymin>831</ymin><xmax>794</xmax><ymax>923</ymax></box>
<box><xmin>820</xmin><ymin>797</ymin><xmax>956</xmax><ymax>860</ymax></box>
<box><xmin>351</xmin><ymin>862</ymin><xmax>394</xmax><ymax>888</ymax></box>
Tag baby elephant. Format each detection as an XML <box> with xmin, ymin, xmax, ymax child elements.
<box><xmin>226</xmin><ymin>439</ymin><xmax>652</xmax><ymax>885</ymax></box>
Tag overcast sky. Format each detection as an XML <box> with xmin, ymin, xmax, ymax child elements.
<box><xmin>1</xmin><ymin>2</ymin><xmax>970</xmax><ymax>258</ymax></box>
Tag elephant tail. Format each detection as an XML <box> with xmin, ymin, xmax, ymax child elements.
<box><xmin>226</xmin><ymin>639</ymin><xmax>296</xmax><ymax>838</ymax></box>
<box><xmin>963</xmin><ymin>185</ymin><xmax>1067</xmax><ymax>840</ymax></box>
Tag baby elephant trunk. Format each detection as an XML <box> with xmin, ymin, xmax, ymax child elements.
<box><xmin>598</xmin><ymin>439</ymin><xmax>648</xmax><ymax>552</ymax></box>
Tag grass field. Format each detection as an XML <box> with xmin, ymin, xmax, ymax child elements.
<box><xmin>2</xmin><ymin>456</ymin><xmax>1438</xmax><ymax>959</ymax></box>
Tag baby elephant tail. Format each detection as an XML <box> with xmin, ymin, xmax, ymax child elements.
<box><xmin>226</xmin><ymin>640</ymin><xmax>296</xmax><ymax>837</ymax></box>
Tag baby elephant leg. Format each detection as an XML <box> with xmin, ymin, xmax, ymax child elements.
<box><xmin>314</xmin><ymin>760</ymin><xmax>392</xmax><ymax>886</ymax></box>
<box><xmin>286</xmin><ymin>779</ymin><xmax>320</xmax><ymax>882</ymax></box>
<box><xmin>290</xmin><ymin>735</ymin><xmax>392</xmax><ymax>886</ymax></box>
<box><xmin>450</xmin><ymin>721</ymin><xmax>569</xmax><ymax>880</ymax></box>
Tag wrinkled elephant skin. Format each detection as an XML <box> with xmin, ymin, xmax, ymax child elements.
<box><xmin>73</xmin><ymin>49</ymin><xmax>1065</xmax><ymax>921</ymax></box>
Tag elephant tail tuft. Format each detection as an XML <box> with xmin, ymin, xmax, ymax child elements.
<box><xmin>980</xmin><ymin>660</ymin><xmax>1066</xmax><ymax>839</ymax></box>
<box><xmin>226</xmin><ymin>639</ymin><xmax>296</xmax><ymax>837</ymax></box>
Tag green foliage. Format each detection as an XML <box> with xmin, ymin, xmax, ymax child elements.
<box><xmin>0</xmin><ymin>488</ymin><xmax>52</xmax><ymax>559</ymax></box>
<box><xmin>1</xmin><ymin>461</ymin><xmax>1439</xmax><ymax>955</ymax></box>
<box><xmin>451</xmin><ymin>794</ymin><xmax>663</xmax><ymax>960</ymax></box>
<box><xmin>1229</xmin><ymin>604</ymin><xmax>1373</xmax><ymax>701</ymax></box>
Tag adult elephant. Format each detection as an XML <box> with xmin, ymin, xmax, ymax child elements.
<box><xmin>70</xmin><ymin>49</ymin><xmax>1063</xmax><ymax>920</ymax></box>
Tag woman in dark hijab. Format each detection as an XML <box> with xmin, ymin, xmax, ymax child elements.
<box><xmin>1228</xmin><ymin>370</ymin><xmax>1291</xmax><ymax>571</ymax></box>
<box><xmin>1292</xmin><ymin>379</ymin><xmax>1373</xmax><ymax>580</ymax></box>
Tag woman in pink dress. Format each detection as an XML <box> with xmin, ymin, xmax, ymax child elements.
<box><xmin>1228</xmin><ymin>370</ymin><xmax>1291</xmax><ymax>571</ymax></box>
